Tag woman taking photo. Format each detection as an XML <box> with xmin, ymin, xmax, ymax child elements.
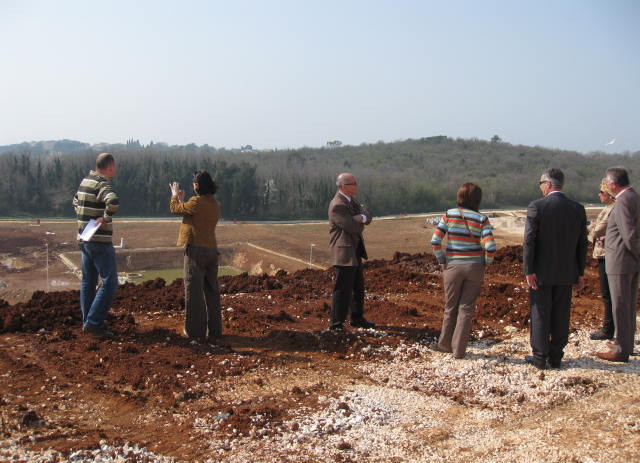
<box><xmin>430</xmin><ymin>182</ymin><xmax>496</xmax><ymax>359</ymax></box>
<box><xmin>169</xmin><ymin>170</ymin><xmax>222</xmax><ymax>342</ymax></box>
<box><xmin>588</xmin><ymin>179</ymin><xmax>616</xmax><ymax>341</ymax></box>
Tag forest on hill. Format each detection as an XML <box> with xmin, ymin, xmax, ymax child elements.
<box><xmin>1</xmin><ymin>136</ymin><xmax>638</xmax><ymax>220</ymax></box>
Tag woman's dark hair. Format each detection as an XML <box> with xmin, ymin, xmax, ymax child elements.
<box><xmin>457</xmin><ymin>182</ymin><xmax>482</xmax><ymax>211</ymax></box>
<box><xmin>193</xmin><ymin>169</ymin><xmax>218</xmax><ymax>196</ymax></box>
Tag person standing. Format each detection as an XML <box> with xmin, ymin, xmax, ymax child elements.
<box><xmin>430</xmin><ymin>182</ymin><xmax>496</xmax><ymax>359</ymax></box>
<box><xmin>170</xmin><ymin>170</ymin><xmax>222</xmax><ymax>342</ymax></box>
<box><xmin>595</xmin><ymin>166</ymin><xmax>640</xmax><ymax>362</ymax></box>
<box><xmin>328</xmin><ymin>173</ymin><xmax>375</xmax><ymax>330</ymax></box>
<box><xmin>588</xmin><ymin>179</ymin><xmax>616</xmax><ymax>341</ymax></box>
<box><xmin>523</xmin><ymin>168</ymin><xmax>588</xmax><ymax>369</ymax></box>
<box><xmin>73</xmin><ymin>153</ymin><xmax>119</xmax><ymax>338</ymax></box>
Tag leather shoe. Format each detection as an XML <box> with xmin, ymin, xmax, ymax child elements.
<box><xmin>329</xmin><ymin>324</ymin><xmax>345</xmax><ymax>331</ymax></box>
<box><xmin>605</xmin><ymin>340</ymin><xmax>618</xmax><ymax>349</ymax></box>
<box><xmin>548</xmin><ymin>359</ymin><xmax>561</xmax><ymax>369</ymax></box>
<box><xmin>350</xmin><ymin>318</ymin><xmax>376</xmax><ymax>329</ymax></box>
<box><xmin>524</xmin><ymin>355</ymin><xmax>546</xmax><ymax>370</ymax></box>
<box><xmin>432</xmin><ymin>345</ymin><xmax>452</xmax><ymax>354</ymax></box>
<box><xmin>83</xmin><ymin>324</ymin><xmax>114</xmax><ymax>339</ymax></box>
<box><xmin>589</xmin><ymin>330</ymin><xmax>613</xmax><ymax>340</ymax></box>
<box><xmin>595</xmin><ymin>351</ymin><xmax>629</xmax><ymax>363</ymax></box>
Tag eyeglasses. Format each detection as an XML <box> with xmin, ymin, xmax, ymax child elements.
<box><xmin>344</xmin><ymin>182</ymin><xmax>358</xmax><ymax>186</ymax></box>
<box><xmin>539</xmin><ymin>180</ymin><xmax>549</xmax><ymax>185</ymax></box>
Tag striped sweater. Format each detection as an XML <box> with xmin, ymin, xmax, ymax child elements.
<box><xmin>430</xmin><ymin>208</ymin><xmax>496</xmax><ymax>265</ymax></box>
<box><xmin>73</xmin><ymin>170</ymin><xmax>119</xmax><ymax>243</ymax></box>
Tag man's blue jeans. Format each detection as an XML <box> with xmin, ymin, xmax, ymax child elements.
<box><xmin>79</xmin><ymin>241</ymin><xmax>118</xmax><ymax>327</ymax></box>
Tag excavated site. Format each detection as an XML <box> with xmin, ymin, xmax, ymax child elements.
<box><xmin>0</xmin><ymin>218</ymin><xmax>639</xmax><ymax>462</ymax></box>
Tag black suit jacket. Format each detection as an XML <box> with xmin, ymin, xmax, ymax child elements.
<box><xmin>523</xmin><ymin>191</ymin><xmax>588</xmax><ymax>286</ymax></box>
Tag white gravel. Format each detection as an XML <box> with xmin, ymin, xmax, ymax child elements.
<box><xmin>2</xmin><ymin>329</ymin><xmax>638</xmax><ymax>463</ymax></box>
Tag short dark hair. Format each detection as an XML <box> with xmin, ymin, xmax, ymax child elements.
<box><xmin>193</xmin><ymin>169</ymin><xmax>218</xmax><ymax>196</ymax></box>
<box><xmin>96</xmin><ymin>153</ymin><xmax>114</xmax><ymax>170</ymax></box>
<box><xmin>606</xmin><ymin>166</ymin><xmax>630</xmax><ymax>187</ymax></box>
<box><xmin>542</xmin><ymin>168</ymin><xmax>564</xmax><ymax>189</ymax></box>
<box><xmin>457</xmin><ymin>182</ymin><xmax>482</xmax><ymax>211</ymax></box>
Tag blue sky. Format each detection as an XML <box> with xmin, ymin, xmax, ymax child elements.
<box><xmin>1</xmin><ymin>0</ymin><xmax>638</xmax><ymax>153</ymax></box>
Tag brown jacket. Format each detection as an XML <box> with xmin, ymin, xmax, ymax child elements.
<box><xmin>587</xmin><ymin>203</ymin><xmax>614</xmax><ymax>259</ymax></box>
<box><xmin>170</xmin><ymin>195</ymin><xmax>220</xmax><ymax>248</ymax></box>
<box><xmin>328</xmin><ymin>192</ymin><xmax>371</xmax><ymax>266</ymax></box>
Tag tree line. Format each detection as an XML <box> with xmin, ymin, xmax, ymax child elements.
<box><xmin>1</xmin><ymin>136</ymin><xmax>638</xmax><ymax>219</ymax></box>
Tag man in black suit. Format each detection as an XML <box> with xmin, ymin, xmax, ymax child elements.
<box><xmin>523</xmin><ymin>168</ymin><xmax>588</xmax><ymax>369</ymax></box>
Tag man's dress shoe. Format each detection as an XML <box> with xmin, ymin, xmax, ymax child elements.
<box><xmin>595</xmin><ymin>351</ymin><xmax>629</xmax><ymax>363</ymax></box>
<box><xmin>350</xmin><ymin>318</ymin><xmax>376</xmax><ymax>329</ymax></box>
<box><xmin>547</xmin><ymin>358</ymin><xmax>561</xmax><ymax>369</ymax></box>
<box><xmin>525</xmin><ymin>355</ymin><xmax>546</xmax><ymax>370</ymax></box>
<box><xmin>589</xmin><ymin>330</ymin><xmax>613</xmax><ymax>340</ymax></box>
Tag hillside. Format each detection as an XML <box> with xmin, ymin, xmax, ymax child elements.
<box><xmin>1</xmin><ymin>136</ymin><xmax>638</xmax><ymax>219</ymax></box>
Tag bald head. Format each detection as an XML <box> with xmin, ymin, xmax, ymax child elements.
<box><xmin>336</xmin><ymin>173</ymin><xmax>355</xmax><ymax>187</ymax></box>
<box><xmin>336</xmin><ymin>172</ymin><xmax>359</xmax><ymax>197</ymax></box>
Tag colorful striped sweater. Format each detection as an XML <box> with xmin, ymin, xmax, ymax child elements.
<box><xmin>430</xmin><ymin>208</ymin><xmax>496</xmax><ymax>265</ymax></box>
<box><xmin>73</xmin><ymin>170</ymin><xmax>119</xmax><ymax>243</ymax></box>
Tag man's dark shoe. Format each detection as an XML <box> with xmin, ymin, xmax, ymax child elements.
<box><xmin>548</xmin><ymin>359</ymin><xmax>561</xmax><ymax>369</ymax></box>
<box><xmin>595</xmin><ymin>351</ymin><xmax>629</xmax><ymax>363</ymax></box>
<box><xmin>350</xmin><ymin>318</ymin><xmax>376</xmax><ymax>329</ymax></box>
<box><xmin>432</xmin><ymin>344</ymin><xmax>452</xmax><ymax>354</ymax></box>
<box><xmin>589</xmin><ymin>330</ymin><xmax>613</xmax><ymax>341</ymax></box>
<box><xmin>83</xmin><ymin>324</ymin><xmax>114</xmax><ymax>339</ymax></box>
<box><xmin>524</xmin><ymin>355</ymin><xmax>546</xmax><ymax>370</ymax></box>
<box><xmin>329</xmin><ymin>324</ymin><xmax>345</xmax><ymax>331</ymax></box>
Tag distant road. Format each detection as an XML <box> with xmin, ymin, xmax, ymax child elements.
<box><xmin>0</xmin><ymin>206</ymin><xmax>602</xmax><ymax>225</ymax></box>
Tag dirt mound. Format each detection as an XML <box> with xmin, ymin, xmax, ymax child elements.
<box><xmin>0</xmin><ymin>245</ymin><xmax>603</xmax><ymax>340</ymax></box>
<box><xmin>0</xmin><ymin>244</ymin><xmax>627</xmax><ymax>461</ymax></box>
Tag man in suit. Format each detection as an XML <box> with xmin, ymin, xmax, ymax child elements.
<box><xmin>596</xmin><ymin>166</ymin><xmax>640</xmax><ymax>362</ymax></box>
<box><xmin>328</xmin><ymin>173</ymin><xmax>376</xmax><ymax>330</ymax></box>
<box><xmin>523</xmin><ymin>168</ymin><xmax>588</xmax><ymax>369</ymax></box>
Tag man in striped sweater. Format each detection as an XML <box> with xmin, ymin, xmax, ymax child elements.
<box><xmin>73</xmin><ymin>153</ymin><xmax>120</xmax><ymax>338</ymax></box>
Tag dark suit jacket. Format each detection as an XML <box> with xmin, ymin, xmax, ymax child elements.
<box><xmin>605</xmin><ymin>187</ymin><xmax>640</xmax><ymax>275</ymax></box>
<box><xmin>523</xmin><ymin>191</ymin><xmax>588</xmax><ymax>286</ymax></box>
<box><xmin>328</xmin><ymin>192</ymin><xmax>372</xmax><ymax>266</ymax></box>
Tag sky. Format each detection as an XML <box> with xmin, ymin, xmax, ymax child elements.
<box><xmin>1</xmin><ymin>0</ymin><xmax>638</xmax><ymax>153</ymax></box>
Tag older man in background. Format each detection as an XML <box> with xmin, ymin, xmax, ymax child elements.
<box><xmin>596</xmin><ymin>166</ymin><xmax>640</xmax><ymax>362</ymax></box>
<box><xmin>328</xmin><ymin>173</ymin><xmax>376</xmax><ymax>330</ymax></box>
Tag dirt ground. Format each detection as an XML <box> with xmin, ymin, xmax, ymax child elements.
<box><xmin>1</xmin><ymin>212</ymin><xmax>639</xmax><ymax>462</ymax></box>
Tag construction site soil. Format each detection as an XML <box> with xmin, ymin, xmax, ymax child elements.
<box><xmin>1</xmin><ymin>245</ymin><xmax>638</xmax><ymax>462</ymax></box>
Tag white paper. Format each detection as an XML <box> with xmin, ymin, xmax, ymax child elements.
<box><xmin>79</xmin><ymin>218</ymin><xmax>101</xmax><ymax>241</ymax></box>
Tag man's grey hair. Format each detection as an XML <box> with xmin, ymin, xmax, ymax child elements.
<box><xmin>606</xmin><ymin>166</ymin><xmax>630</xmax><ymax>187</ymax></box>
<box><xmin>541</xmin><ymin>168</ymin><xmax>564</xmax><ymax>189</ymax></box>
<box><xmin>336</xmin><ymin>173</ymin><xmax>350</xmax><ymax>188</ymax></box>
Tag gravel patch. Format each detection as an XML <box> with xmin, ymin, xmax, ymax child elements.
<box><xmin>2</xmin><ymin>329</ymin><xmax>638</xmax><ymax>462</ymax></box>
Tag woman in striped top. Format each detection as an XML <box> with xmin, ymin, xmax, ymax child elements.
<box><xmin>430</xmin><ymin>182</ymin><xmax>496</xmax><ymax>358</ymax></box>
